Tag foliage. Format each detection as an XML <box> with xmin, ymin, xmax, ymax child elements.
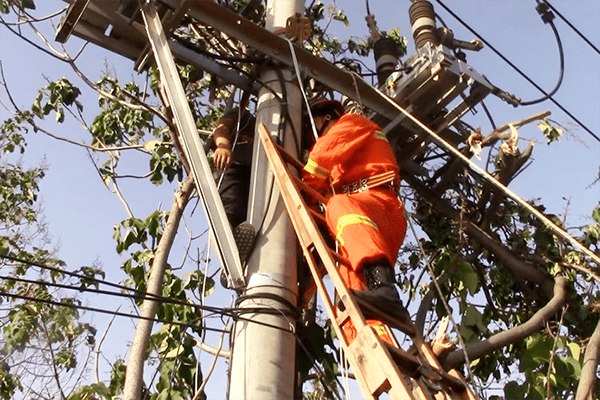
<box><xmin>537</xmin><ymin>118</ymin><xmax>563</xmax><ymax>143</ymax></box>
<box><xmin>0</xmin><ymin>99</ymin><xmax>100</xmax><ymax>399</ymax></box>
<box><xmin>1</xmin><ymin>1</ymin><xmax>599</xmax><ymax>399</ymax></box>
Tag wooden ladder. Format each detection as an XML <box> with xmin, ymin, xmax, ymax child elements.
<box><xmin>257</xmin><ymin>123</ymin><xmax>478</xmax><ymax>400</ymax></box>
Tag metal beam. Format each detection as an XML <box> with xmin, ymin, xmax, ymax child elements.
<box><xmin>139</xmin><ymin>1</ymin><xmax>246</xmax><ymax>289</ymax></box>
<box><xmin>186</xmin><ymin>1</ymin><xmax>400</xmax><ymax>121</ymax></box>
<box><xmin>169</xmin><ymin>40</ymin><xmax>259</xmax><ymax>95</ymax></box>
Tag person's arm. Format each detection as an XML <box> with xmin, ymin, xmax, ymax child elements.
<box><xmin>212</xmin><ymin>115</ymin><xmax>235</xmax><ymax>170</ymax></box>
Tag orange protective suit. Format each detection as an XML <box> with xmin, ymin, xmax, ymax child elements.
<box><xmin>302</xmin><ymin>113</ymin><xmax>407</xmax><ymax>343</ymax></box>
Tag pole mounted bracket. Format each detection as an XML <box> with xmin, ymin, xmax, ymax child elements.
<box><xmin>285</xmin><ymin>13</ymin><xmax>311</xmax><ymax>43</ymax></box>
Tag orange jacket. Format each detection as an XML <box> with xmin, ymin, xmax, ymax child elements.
<box><xmin>302</xmin><ymin>113</ymin><xmax>405</xmax><ymax>346</ymax></box>
<box><xmin>302</xmin><ymin>113</ymin><xmax>399</xmax><ymax>196</ymax></box>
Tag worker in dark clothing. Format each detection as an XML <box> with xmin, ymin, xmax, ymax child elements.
<box><xmin>303</xmin><ymin>100</ymin><xmax>412</xmax><ymax>342</ymax></box>
<box><xmin>207</xmin><ymin>107</ymin><xmax>256</xmax><ymax>265</ymax></box>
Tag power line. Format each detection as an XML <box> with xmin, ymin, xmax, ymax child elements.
<box><xmin>0</xmin><ymin>254</ymin><xmax>297</xmax><ymax>333</ymax></box>
<box><xmin>0</xmin><ymin>289</ymin><xmax>225</xmax><ymax>331</ymax></box>
<box><xmin>434</xmin><ymin>0</ymin><xmax>600</xmax><ymax>143</ymax></box>
<box><xmin>0</xmin><ymin>253</ymin><xmax>223</xmax><ymax>314</ymax></box>
<box><xmin>0</xmin><ymin>252</ymin><xmax>161</xmax><ymax>301</ymax></box>
<box><xmin>520</xmin><ymin>1</ymin><xmax>565</xmax><ymax>106</ymax></box>
<box><xmin>0</xmin><ymin>273</ymin><xmax>221</xmax><ymax>316</ymax></box>
<box><xmin>544</xmin><ymin>0</ymin><xmax>600</xmax><ymax>56</ymax></box>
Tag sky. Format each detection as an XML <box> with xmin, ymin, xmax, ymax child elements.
<box><xmin>0</xmin><ymin>0</ymin><xmax>599</xmax><ymax>399</ymax></box>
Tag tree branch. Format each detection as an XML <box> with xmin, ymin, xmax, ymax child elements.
<box><xmin>122</xmin><ymin>175</ymin><xmax>195</xmax><ymax>400</ymax></box>
<box><xmin>444</xmin><ymin>275</ymin><xmax>567</xmax><ymax>370</ymax></box>
<box><xmin>576</xmin><ymin>316</ymin><xmax>600</xmax><ymax>400</ymax></box>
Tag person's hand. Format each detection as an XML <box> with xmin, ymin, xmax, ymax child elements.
<box><xmin>213</xmin><ymin>145</ymin><xmax>233</xmax><ymax>170</ymax></box>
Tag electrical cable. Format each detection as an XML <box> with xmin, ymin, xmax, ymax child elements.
<box><xmin>544</xmin><ymin>0</ymin><xmax>600</xmax><ymax>56</ymax></box>
<box><xmin>0</xmin><ymin>285</ymin><xmax>295</xmax><ymax>335</ymax></box>
<box><xmin>0</xmin><ymin>254</ymin><xmax>300</xmax><ymax>333</ymax></box>
<box><xmin>434</xmin><ymin>0</ymin><xmax>600</xmax><ymax>143</ymax></box>
<box><xmin>295</xmin><ymin>334</ymin><xmax>346</xmax><ymax>400</ymax></box>
<box><xmin>0</xmin><ymin>289</ymin><xmax>219</xmax><ymax>331</ymax></box>
<box><xmin>0</xmin><ymin>253</ymin><xmax>144</xmax><ymax>294</ymax></box>
<box><xmin>272</xmin><ymin>65</ymin><xmax>303</xmax><ymax>159</ymax></box>
<box><xmin>403</xmin><ymin>211</ymin><xmax>482</xmax><ymax>395</ymax></box>
<box><xmin>520</xmin><ymin>1</ymin><xmax>565</xmax><ymax>106</ymax></box>
<box><xmin>173</xmin><ymin>35</ymin><xmax>265</xmax><ymax>63</ymax></box>
<box><xmin>0</xmin><ymin>253</ymin><xmax>183</xmax><ymax>305</ymax></box>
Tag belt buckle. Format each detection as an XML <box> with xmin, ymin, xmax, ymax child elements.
<box><xmin>342</xmin><ymin>178</ymin><xmax>369</xmax><ymax>194</ymax></box>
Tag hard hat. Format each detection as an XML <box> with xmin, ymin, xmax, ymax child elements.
<box><xmin>309</xmin><ymin>99</ymin><xmax>345</xmax><ymax>119</ymax></box>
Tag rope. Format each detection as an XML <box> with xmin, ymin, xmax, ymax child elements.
<box><xmin>287</xmin><ymin>39</ymin><xmax>320</xmax><ymax>142</ymax></box>
<box><xmin>339</xmin><ymin>346</ymin><xmax>353</xmax><ymax>400</ymax></box>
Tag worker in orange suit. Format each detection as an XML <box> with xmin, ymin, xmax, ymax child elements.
<box><xmin>302</xmin><ymin>100</ymin><xmax>412</xmax><ymax>342</ymax></box>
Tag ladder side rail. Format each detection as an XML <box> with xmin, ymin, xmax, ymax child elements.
<box><xmin>257</xmin><ymin>123</ymin><xmax>368</xmax><ymax>331</ymax></box>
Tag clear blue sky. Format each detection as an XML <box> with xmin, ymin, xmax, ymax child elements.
<box><xmin>1</xmin><ymin>1</ymin><xmax>599</xmax><ymax>398</ymax></box>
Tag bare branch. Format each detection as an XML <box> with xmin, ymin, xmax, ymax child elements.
<box><xmin>444</xmin><ymin>276</ymin><xmax>568</xmax><ymax>370</ymax></box>
<box><xmin>122</xmin><ymin>175</ymin><xmax>195</xmax><ymax>400</ymax></box>
<box><xmin>576</xmin><ymin>316</ymin><xmax>600</xmax><ymax>400</ymax></box>
<box><xmin>95</xmin><ymin>306</ymin><xmax>121</xmax><ymax>384</ymax></box>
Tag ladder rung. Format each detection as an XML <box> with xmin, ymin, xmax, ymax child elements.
<box><xmin>308</xmin><ymin>207</ymin><xmax>327</xmax><ymax>226</ymax></box>
<box><xmin>275</xmin><ymin>143</ymin><xmax>305</xmax><ymax>170</ymax></box>
<box><xmin>290</xmin><ymin>175</ymin><xmax>329</xmax><ymax>205</ymax></box>
<box><xmin>327</xmin><ymin>247</ymin><xmax>350</xmax><ymax>266</ymax></box>
<box><xmin>385</xmin><ymin>344</ymin><xmax>466</xmax><ymax>393</ymax></box>
<box><xmin>273</xmin><ymin>142</ymin><xmax>329</xmax><ymax>208</ymax></box>
<box><xmin>335</xmin><ymin>309</ymin><xmax>351</xmax><ymax>326</ymax></box>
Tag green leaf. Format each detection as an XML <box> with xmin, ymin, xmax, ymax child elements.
<box><xmin>592</xmin><ymin>204</ymin><xmax>600</xmax><ymax>224</ymax></box>
<box><xmin>457</xmin><ymin>259</ymin><xmax>479</xmax><ymax>295</ymax></box>
<box><xmin>165</xmin><ymin>344</ymin><xmax>185</xmax><ymax>359</ymax></box>
<box><xmin>567</xmin><ymin>341</ymin><xmax>581</xmax><ymax>362</ymax></box>
<box><xmin>537</xmin><ymin>118</ymin><xmax>563</xmax><ymax>144</ymax></box>
<box><xmin>504</xmin><ymin>381</ymin><xmax>526</xmax><ymax>399</ymax></box>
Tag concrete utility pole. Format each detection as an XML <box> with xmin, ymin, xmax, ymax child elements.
<box><xmin>228</xmin><ymin>0</ymin><xmax>304</xmax><ymax>398</ymax></box>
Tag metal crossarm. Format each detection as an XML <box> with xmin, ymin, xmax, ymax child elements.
<box><xmin>257</xmin><ymin>123</ymin><xmax>478</xmax><ymax>400</ymax></box>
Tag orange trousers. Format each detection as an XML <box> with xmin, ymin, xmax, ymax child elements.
<box><xmin>325</xmin><ymin>188</ymin><xmax>407</xmax><ymax>343</ymax></box>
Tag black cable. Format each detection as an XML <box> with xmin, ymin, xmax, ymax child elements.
<box><xmin>545</xmin><ymin>0</ymin><xmax>600</xmax><ymax>56</ymax></box>
<box><xmin>274</xmin><ymin>66</ymin><xmax>303</xmax><ymax>158</ymax></box>
<box><xmin>479</xmin><ymin>100</ymin><xmax>497</xmax><ymax>131</ymax></box>
<box><xmin>0</xmin><ymin>254</ymin><xmax>303</xmax><ymax>332</ymax></box>
<box><xmin>0</xmin><ymin>284</ymin><xmax>298</xmax><ymax>336</ymax></box>
<box><xmin>0</xmin><ymin>254</ymin><xmax>299</xmax><ymax>327</ymax></box>
<box><xmin>0</xmin><ymin>253</ymin><xmax>173</xmax><ymax>304</ymax></box>
<box><xmin>0</xmin><ymin>289</ymin><xmax>226</xmax><ymax>332</ymax></box>
<box><xmin>0</xmin><ymin>273</ymin><xmax>224</xmax><ymax>316</ymax></box>
<box><xmin>520</xmin><ymin>1</ymin><xmax>565</xmax><ymax>105</ymax></box>
<box><xmin>434</xmin><ymin>0</ymin><xmax>600</xmax><ymax>143</ymax></box>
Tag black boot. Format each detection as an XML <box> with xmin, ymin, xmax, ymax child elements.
<box><xmin>352</xmin><ymin>262</ymin><xmax>415</xmax><ymax>335</ymax></box>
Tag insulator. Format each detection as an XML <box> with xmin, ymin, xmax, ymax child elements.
<box><xmin>409</xmin><ymin>0</ymin><xmax>438</xmax><ymax>49</ymax></box>
<box><xmin>374</xmin><ymin>38</ymin><xmax>399</xmax><ymax>84</ymax></box>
